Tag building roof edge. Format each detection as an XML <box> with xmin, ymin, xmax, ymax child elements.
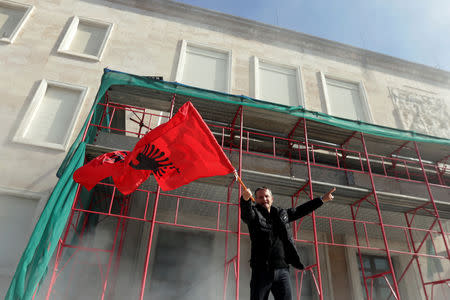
<box><xmin>108</xmin><ymin>0</ymin><xmax>450</xmax><ymax>86</ymax></box>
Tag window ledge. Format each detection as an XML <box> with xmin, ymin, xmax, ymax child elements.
<box><xmin>57</xmin><ymin>49</ymin><xmax>101</xmax><ymax>61</ymax></box>
<box><xmin>12</xmin><ymin>136</ymin><xmax>67</xmax><ymax>151</ymax></box>
<box><xmin>0</xmin><ymin>37</ymin><xmax>12</xmax><ymax>43</ymax></box>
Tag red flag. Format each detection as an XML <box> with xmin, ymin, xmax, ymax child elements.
<box><xmin>114</xmin><ymin>101</ymin><xmax>235</xmax><ymax>194</ymax></box>
<box><xmin>73</xmin><ymin>150</ymin><xmax>129</xmax><ymax>190</ymax></box>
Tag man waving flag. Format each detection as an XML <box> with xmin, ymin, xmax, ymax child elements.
<box><xmin>74</xmin><ymin>101</ymin><xmax>235</xmax><ymax>194</ymax></box>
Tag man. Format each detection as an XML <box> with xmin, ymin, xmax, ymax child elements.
<box><xmin>241</xmin><ymin>186</ymin><xmax>336</xmax><ymax>300</ymax></box>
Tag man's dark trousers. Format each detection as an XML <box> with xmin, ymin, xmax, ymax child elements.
<box><xmin>250</xmin><ymin>267</ymin><xmax>292</xmax><ymax>300</ymax></box>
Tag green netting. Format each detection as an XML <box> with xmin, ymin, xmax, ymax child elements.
<box><xmin>7</xmin><ymin>68</ymin><xmax>449</xmax><ymax>299</ymax></box>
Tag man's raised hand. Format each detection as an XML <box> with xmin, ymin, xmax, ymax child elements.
<box><xmin>243</xmin><ymin>188</ymin><xmax>252</xmax><ymax>201</ymax></box>
<box><xmin>322</xmin><ymin>187</ymin><xmax>336</xmax><ymax>202</ymax></box>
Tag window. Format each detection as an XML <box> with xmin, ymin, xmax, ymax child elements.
<box><xmin>320</xmin><ymin>73</ymin><xmax>373</xmax><ymax>122</ymax></box>
<box><xmin>0</xmin><ymin>189</ymin><xmax>41</xmax><ymax>299</ymax></box>
<box><xmin>0</xmin><ymin>0</ymin><xmax>33</xmax><ymax>43</ymax></box>
<box><xmin>147</xmin><ymin>228</ymin><xmax>214</xmax><ymax>299</ymax></box>
<box><xmin>58</xmin><ymin>16</ymin><xmax>113</xmax><ymax>61</ymax></box>
<box><xmin>253</xmin><ymin>57</ymin><xmax>305</xmax><ymax>107</ymax></box>
<box><xmin>357</xmin><ymin>254</ymin><xmax>394</xmax><ymax>300</ymax></box>
<box><xmin>175</xmin><ymin>40</ymin><xmax>231</xmax><ymax>93</ymax></box>
<box><xmin>13</xmin><ymin>79</ymin><xmax>88</xmax><ymax>150</ymax></box>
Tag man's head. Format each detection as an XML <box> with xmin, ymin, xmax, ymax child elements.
<box><xmin>255</xmin><ymin>187</ymin><xmax>273</xmax><ymax>211</ymax></box>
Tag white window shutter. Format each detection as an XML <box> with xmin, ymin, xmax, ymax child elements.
<box><xmin>182</xmin><ymin>46</ymin><xmax>228</xmax><ymax>92</ymax></box>
<box><xmin>326</xmin><ymin>78</ymin><xmax>365</xmax><ymax>121</ymax></box>
<box><xmin>259</xmin><ymin>62</ymin><xmax>299</xmax><ymax>106</ymax></box>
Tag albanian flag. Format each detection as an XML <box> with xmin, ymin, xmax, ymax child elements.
<box><xmin>73</xmin><ymin>150</ymin><xmax>129</xmax><ymax>190</ymax></box>
<box><xmin>114</xmin><ymin>101</ymin><xmax>235</xmax><ymax>194</ymax></box>
<box><xmin>74</xmin><ymin>101</ymin><xmax>235</xmax><ymax>194</ymax></box>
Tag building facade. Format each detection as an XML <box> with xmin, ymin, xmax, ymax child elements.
<box><xmin>1</xmin><ymin>0</ymin><xmax>449</xmax><ymax>299</ymax></box>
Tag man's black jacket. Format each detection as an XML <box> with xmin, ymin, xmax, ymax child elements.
<box><xmin>240</xmin><ymin>197</ymin><xmax>323</xmax><ymax>270</ymax></box>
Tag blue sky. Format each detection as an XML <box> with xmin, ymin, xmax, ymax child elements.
<box><xmin>175</xmin><ymin>0</ymin><xmax>450</xmax><ymax>71</ymax></box>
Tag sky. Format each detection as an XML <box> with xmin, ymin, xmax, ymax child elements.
<box><xmin>175</xmin><ymin>0</ymin><xmax>450</xmax><ymax>71</ymax></box>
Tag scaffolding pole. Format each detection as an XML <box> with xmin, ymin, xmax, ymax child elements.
<box><xmin>360</xmin><ymin>132</ymin><xmax>401</xmax><ymax>300</ymax></box>
<box><xmin>303</xmin><ymin>118</ymin><xmax>324</xmax><ymax>299</ymax></box>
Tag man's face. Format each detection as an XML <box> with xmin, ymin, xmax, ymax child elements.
<box><xmin>255</xmin><ymin>189</ymin><xmax>273</xmax><ymax>211</ymax></box>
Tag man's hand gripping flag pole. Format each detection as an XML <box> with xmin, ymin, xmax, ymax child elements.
<box><xmin>233</xmin><ymin>170</ymin><xmax>255</xmax><ymax>202</ymax></box>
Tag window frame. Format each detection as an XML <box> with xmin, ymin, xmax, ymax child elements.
<box><xmin>13</xmin><ymin>79</ymin><xmax>88</xmax><ymax>151</ymax></box>
<box><xmin>57</xmin><ymin>16</ymin><xmax>114</xmax><ymax>61</ymax></box>
<box><xmin>174</xmin><ymin>40</ymin><xmax>232</xmax><ymax>93</ymax></box>
<box><xmin>320</xmin><ymin>72</ymin><xmax>374</xmax><ymax>123</ymax></box>
<box><xmin>252</xmin><ymin>56</ymin><xmax>306</xmax><ymax>107</ymax></box>
<box><xmin>0</xmin><ymin>0</ymin><xmax>33</xmax><ymax>44</ymax></box>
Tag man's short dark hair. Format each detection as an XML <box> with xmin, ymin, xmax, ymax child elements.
<box><xmin>255</xmin><ymin>186</ymin><xmax>272</xmax><ymax>196</ymax></box>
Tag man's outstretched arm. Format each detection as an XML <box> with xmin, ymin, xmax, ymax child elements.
<box><xmin>287</xmin><ymin>187</ymin><xmax>336</xmax><ymax>222</ymax></box>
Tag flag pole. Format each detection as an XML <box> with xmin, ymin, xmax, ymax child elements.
<box><xmin>233</xmin><ymin>170</ymin><xmax>255</xmax><ymax>202</ymax></box>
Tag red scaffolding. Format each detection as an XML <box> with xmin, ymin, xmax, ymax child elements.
<box><xmin>42</xmin><ymin>88</ymin><xmax>449</xmax><ymax>300</ymax></box>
